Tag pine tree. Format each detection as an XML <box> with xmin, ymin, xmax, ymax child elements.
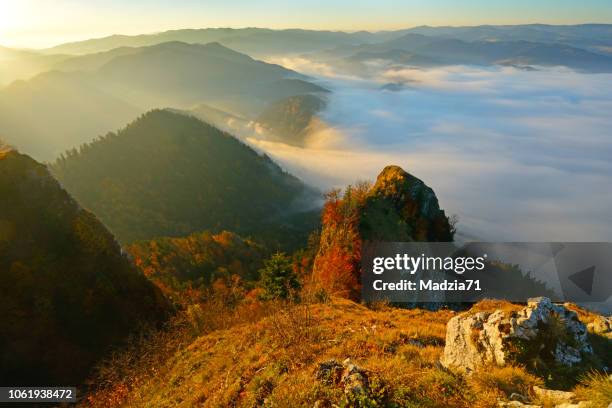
<box><xmin>259</xmin><ymin>252</ymin><xmax>301</xmax><ymax>300</ymax></box>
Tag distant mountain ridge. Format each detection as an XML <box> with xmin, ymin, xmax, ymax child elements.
<box><xmin>41</xmin><ymin>28</ymin><xmax>390</xmax><ymax>56</ymax></box>
<box><xmin>38</xmin><ymin>24</ymin><xmax>612</xmax><ymax>57</ymax></box>
<box><xmin>51</xmin><ymin>109</ymin><xmax>321</xmax><ymax>248</ymax></box>
<box><xmin>0</xmin><ymin>41</ymin><xmax>328</xmax><ymax>160</ymax></box>
<box><xmin>315</xmin><ymin>32</ymin><xmax>612</xmax><ymax>73</ymax></box>
<box><xmin>2</xmin><ymin>24</ymin><xmax>611</xmax><ymax>86</ymax></box>
<box><xmin>0</xmin><ymin>46</ymin><xmax>67</xmax><ymax>86</ymax></box>
<box><xmin>405</xmin><ymin>24</ymin><xmax>612</xmax><ymax>51</ymax></box>
<box><xmin>88</xmin><ymin>41</ymin><xmax>326</xmax><ymax>114</ymax></box>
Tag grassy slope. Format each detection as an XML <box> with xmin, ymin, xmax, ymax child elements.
<box><xmin>144</xmin><ymin>298</ymin><xmax>455</xmax><ymax>407</ymax></box>
<box><xmin>82</xmin><ymin>297</ymin><xmax>612</xmax><ymax>408</ymax></box>
<box><xmin>82</xmin><ymin>298</ymin><xmax>543</xmax><ymax>408</ymax></box>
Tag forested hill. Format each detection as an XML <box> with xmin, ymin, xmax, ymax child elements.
<box><xmin>0</xmin><ymin>149</ymin><xmax>168</xmax><ymax>386</ymax></box>
<box><xmin>51</xmin><ymin>109</ymin><xmax>321</xmax><ymax>247</ymax></box>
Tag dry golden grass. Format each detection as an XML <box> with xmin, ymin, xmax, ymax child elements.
<box><xmin>468</xmin><ymin>365</ymin><xmax>542</xmax><ymax>400</ymax></box>
<box><xmin>574</xmin><ymin>371</ymin><xmax>612</xmax><ymax>408</ymax></box>
<box><xmin>80</xmin><ymin>297</ymin><xmax>609</xmax><ymax>408</ymax></box>
<box><xmin>85</xmin><ymin>298</ymin><xmax>483</xmax><ymax>407</ymax></box>
<box><xmin>467</xmin><ymin>299</ymin><xmax>523</xmax><ymax>315</ymax></box>
<box><xmin>564</xmin><ymin>303</ymin><xmax>603</xmax><ymax>326</ymax></box>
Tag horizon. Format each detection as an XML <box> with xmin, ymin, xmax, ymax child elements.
<box><xmin>3</xmin><ymin>22</ymin><xmax>612</xmax><ymax>51</ymax></box>
<box><xmin>2</xmin><ymin>0</ymin><xmax>612</xmax><ymax>49</ymax></box>
<box><xmin>0</xmin><ymin>22</ymin><xmax>612</xmax><ymax>51</ymax></box>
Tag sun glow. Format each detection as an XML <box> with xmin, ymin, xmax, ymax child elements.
<box><xmin>0</xmin><ymin>2</ymin><xmax>23</xmax><ymax>30</ymax></box>
<box><xmin>0</xmin><ymin>2</ymin><xmax>33</xmax><ymax>47</ymax></box>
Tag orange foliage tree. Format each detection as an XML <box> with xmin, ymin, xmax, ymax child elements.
<box><xmin>311</xmin><ymin>183</ymin><xmax>370</xmax><ymax>299</ymax></box>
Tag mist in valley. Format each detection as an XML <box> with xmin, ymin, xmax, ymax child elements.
<box><xmin>250</xmin><ymin>61</ymin><xmax>612</xmax><ymax>242</ymax></box>
<box><xmin>2</xmin><ymin>27</ymin><xmax>612</xmax><ymax>243</ymax></box>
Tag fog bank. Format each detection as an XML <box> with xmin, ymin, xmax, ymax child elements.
<box><xmin>250</xmin><ymin>64</ymin><xmax>612</xmax><ymax>242</ymax></box>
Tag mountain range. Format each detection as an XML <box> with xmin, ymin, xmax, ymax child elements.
<box><xmin>3</xmin><ymin>24</ymin><xmax>611</xmax><ymax>85</ymax></box>
<box><xmin>40</xmin><ymin>28</ymin><xmax>388</xmax><ymax>57</ymax></box>
<box><xmin>3</xmin><ymin>24</ymin><xmax>612</xmax><ymax>160</ymax></box>
<box><xmin>35</xmin><ymin>24</ymin><xmax>612</xmax><ymax>58</ymax></box>
<box><xmin>0</xmin><ymin>41</ymin><xmax>327</xmax><ymax>160</ymax></box>
<box><xmin>3</xmin><ymin>22</ymin><xmax>611</xmax><ymax>400</ymax></box>
<box><xmin>313</xmin><ymin>32</ymin><xmax>612</xmax><ymax>73</ymax></box>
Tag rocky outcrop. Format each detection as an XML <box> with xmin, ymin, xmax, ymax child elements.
<box><xmin>341</xmin><ymin>358</ymin><xmax>369</xmax><ymax>396</ymax></box>
<box><xmin>315</xmin><ymin>358</ymin><xmax>369</xmax><ymax>398</ymax></box>
<box><xmin>360</xmin><ymin>165</ymin><xmax>454</xmax><ymax>242</ymax></box>
<box><xmin>498</xmin><ymin>386</ymin><xmax>590</xmax><ymax>408</ymax></box>
<box><xmin>498</xmin><ymin>402</ymin><xmax>541</xmax><ymax>408</ymax></box>
<box><xmin>498</xmin><ymin>403</ymin><xmax>590</xmax><ymax>408</ymax></box>
<box><xmin>441</xmin><ymin>297</ymin><xmax>593</xmax><ymax>373</ymax></box>
<box><xmin>531</xmin><ymin>386</ymin><xmax>576</xmax><ymax>405</ymax></box>
<box><xmin>312</xmin><ymin>165</ymin><xmax>453</xmax><ymax>299</ymax></box>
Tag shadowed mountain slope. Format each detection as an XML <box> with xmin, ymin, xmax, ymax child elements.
<box><xmin>0</xmin><ymin>149</ymin><xmax>168</xmax><ymax>386</ymax></box>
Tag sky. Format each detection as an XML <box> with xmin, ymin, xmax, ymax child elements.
<box><xmin>1</xmin><ymin>0</ymin><xmax>612</xmax><ymax>48</ymax></box>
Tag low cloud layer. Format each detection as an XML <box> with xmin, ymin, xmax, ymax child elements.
<box><xmin>250</xmin><ymin>64</ymin><xmax>612</xmax><ymax>242</ymax></box>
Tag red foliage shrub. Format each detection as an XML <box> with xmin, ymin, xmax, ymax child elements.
<box><xmin>312</xmin><ymin>185</ymin><xmax>369</xmax><ymax>299</ymax></box>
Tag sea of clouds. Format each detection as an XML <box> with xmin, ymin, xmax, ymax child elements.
<box><xmin>252</xmin><ymin>60</ymin><xmax>612</xmax><ymax>243</ymax></box>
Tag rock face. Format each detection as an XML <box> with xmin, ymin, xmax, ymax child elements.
<box><xmin>360</xmin><ymin>165</ymin><xmax>454</xmax><ymax>242</ymax></box>
<box><xmin>531</xmin><ymin>386</ymin><xmax>575</xmax><ymax>405</ymax></box>
<box><xmin>498</xmin><ymin>402</ymin><xmax>541</xmax><ymax>408</ymax></box>
<box><xmin>441</xmin><ymin>297</ymin><xmax>593</xmax><ymax>373</ymax></box>
<box><xmin>315</xmin><ymin>358</ymin><xmax>369</xmax><ymax>398</ymax></box>
<box><xmin>0</xmin><ymin>150</ymin><xmax>169</xmax><ymax>386</ymax></box>
<box><xmin>499</xmin><ymin>386</ymin><xmax>588</xmax><ymax>408</ymax></box>
<box><xmin>312</xmin><ymin>165</ymin><xmax>453</xmax><ymax>299</ymax></box>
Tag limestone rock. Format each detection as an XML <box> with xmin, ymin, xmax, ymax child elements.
<box><xmin>553</xmin><ymin>403</ymin><xmax>590</xmax><ymax>408</ymax></box>
<box><xmin>341</xmin><ymin>358</ymin><xmax>369</xmax><ymax>396</ymax></box>
<box><xmin>314</xmin><ymin>360</ymin><xmax>343</xmax><ymax>386</ymax></box>
<box><xmin>509</xmin><ymin>393</ymin><xmax>530</xmax><ymax>403</ymax></box>
<box><xmin>532</xmin><ymin>386</ymin><xmax>575</xmax><ymax>404</ymax></box>
<box><xmin>314</xmin><ymin>358</ymin><xmax>369</xmax><ymax>397</ymax></box>
<box><xmin>498</xmin><ymin>401</ymin><xmax>541</xmax><ymax>408</ymax></box>
<box><xmin>441</xmin><ymin>297</ymin><xmax>593</xmax><ymax>372</ymax></box>
<box><xmin>361</xmin><ymin>165</ymin><xmax>453</xmax><ymax>242</ymax></box>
